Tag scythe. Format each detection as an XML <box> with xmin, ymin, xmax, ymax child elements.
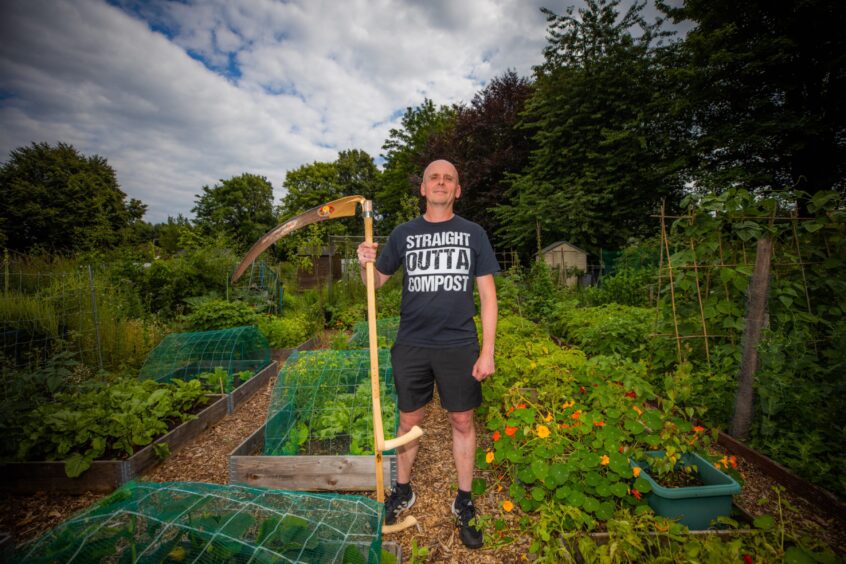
<box><xmin>232</xmin><ymin>196</ymin><xmax>423</xmax><ymax>534</ymax></box>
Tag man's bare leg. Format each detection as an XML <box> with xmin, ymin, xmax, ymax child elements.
<box><xmin>447</xmin><ymin>409</ymin><xmax>476</xmax><ymax>492</ymax></box>
<box><xmin>395</xmin><ymin>406</ymin><xmax>426</xmax><ymax>483</ymax></box>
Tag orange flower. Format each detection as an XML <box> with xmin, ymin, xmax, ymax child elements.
<box><xmin>497</xmin><ymin>484</ymin><xmax>503</xmax><ymax>492</ymax></box>
<box><xmin>571</xmin><ymin>410</ymin><xmax>582</xmax><ymax>420</ymax></box>
<box><xmin>600</xmin><ymin>455</ymin><xmax>610</xmax><ymax>466</ymax></box>
<box><xmin>632</xmin><ymin>405</ymin><xmax>643</xmax><ymax>416</ymax></box>
<box><xmin>559</xmin><ymin>423</ymin><xmax>570</xmax><ymax>429</ymax></box>
<box><xmin>729</xmin><ymin>455</ymin><xmax>737</xmax><ymax>469</ymax></box>
<box><xmin>486</xmin><ymin>451</ymin><xmax>495</xmax><ymax>464</ymax></box>
<box><xmin>692</xmin><ymin>425</ymin><xmax>705</xmax><ymax>433</ymax></box>
<box><xmin>632</xmin><ymin>467</ymin><xmax>641</xmax><ymax>478</ymax></box>
<box><xmin>516</xmin><ymin>403</ymin><xmax>526</xmax><ymax>409</ymax></box>
<box><xmin>536</xmin><ymin>425</ymin><xmax>551</xmax><ymax>439</ymax></box>
<box><xmin>624</xmin><ymin>391</ymin><xmax>637</xmax><ymax>399</ymax></box>
<box><xmin>562</xmin><ymin>400</ymin><xmax>575</xmax><ymax>409</ymax></box>
<box><xmin>493</xmin><ymin>430</ymin><xmax>501</xmax><ymax>442</ymax></box>
<box><xmin>593</xmin><ymin>421</ymin><xmax>606</xmax><ymax>427</ymax></box>
<box><xmin>631</xmin><ymin>488</ymin><xmax>642</xmax><ymax>500</ymax></box>
<box><xmin>579</xmin><ymin>386</ymin><xmax>587</xmax><ymax>394</ymax></box>
<box><xmin>505</xmin><ymin>425</ymin><xmax>517</xmax><ymax>437</ymax></box>
<box><xmin>507</xmin><ymin>407</ymin><xmax>515</xmax><ymax>415</ymax></box>
<box><xmin>544</xmin><ymin>413</ymin><xmax>553</xmax><ymax>422</ymax></box>
<box><xmin>502</xmin><ymin>500</ymin><xmax>514</xmax><ymax>512</ymax></box>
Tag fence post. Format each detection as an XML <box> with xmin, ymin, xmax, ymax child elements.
<box><xmin>729</xmin><ymin>237</ymin><xmax>772</xmax><ymax>440</ymax></box>
<box><xmin>328</xmin><ymin>236</ymin><xmax>335</xmax><ymax>305</ymax></box>
<box><xmin>88</xmin><ymin>265</ymin><xmax>104</xmax><ymax>371</ymax></box>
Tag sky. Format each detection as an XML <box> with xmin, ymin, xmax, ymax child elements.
<box><xmin>0</xmin><ymin>0</ymin><xmax>683</xmax><ymax>224</ymax></box>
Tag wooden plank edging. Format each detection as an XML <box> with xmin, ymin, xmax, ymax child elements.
<box><xmin>228</xmin><ymin>360</ymin><xmax>277</xmax><ymax>413</ymax></box>
<box><xmin>229</xmin><ymin>422</ymin><xmax>393</xmax><ymax>491</ymax></box>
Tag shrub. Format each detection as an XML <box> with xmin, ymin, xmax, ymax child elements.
<box><xmin>550</xmin><ymin>303</ymin><xmax>653</xmax><ymax>360</ymax></box>
<box><xmin>257</xmin><ymin>314</ymin><xmax>315</xmax><ymax>348</ymax></box>
<box><xmin>184</xmin><ymin>299</ymin><xmax>257</xmax><ymax>331</ymax></box>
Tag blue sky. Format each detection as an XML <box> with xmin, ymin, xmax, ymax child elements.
<box><xmin>0</xmin><ymin>0</ymin><xmax>683</xmax><ymax>223</ymax></box>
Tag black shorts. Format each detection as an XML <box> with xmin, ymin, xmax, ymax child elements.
<box><xmin>390</xmin><ymin>343</ymin><xmax>482</xmax><ymax>413</ymax></box>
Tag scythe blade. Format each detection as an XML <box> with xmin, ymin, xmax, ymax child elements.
<box><xmin>230</xmin><ymin>194</ymin><xmax>365</xmax><ymax>284</ymax></box>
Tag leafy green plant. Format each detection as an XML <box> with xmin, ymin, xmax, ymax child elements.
<box><xmin>15</xmin><ymin>378</ymin><xmax>208</xmax><ymax>477</ymax></box>
<box><xmin>184</xmin><ymin>298</ymin><xmax>258</xmax><ymax>330</ymax></box>
<box><xmin>257</xmin><ymin>313</ymin><xmax>315</xmax><ymax>348</ymax></box>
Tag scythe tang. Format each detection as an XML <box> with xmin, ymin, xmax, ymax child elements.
<box><xmin>230</xmin><ymin>195</ymin><xmax>365</xmax><ymax>284</ymax></box>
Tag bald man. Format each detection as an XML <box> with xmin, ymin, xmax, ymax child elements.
<box><xmin>357</xmin><ymin>159</ymin><xmax>498</xmax><ymax>548</ymax></box>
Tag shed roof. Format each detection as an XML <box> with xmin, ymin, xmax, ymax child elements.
<box><xmin>540</xmin><ymin>241</ymin><xmax>588</xmax><ymax>255</ymax></box>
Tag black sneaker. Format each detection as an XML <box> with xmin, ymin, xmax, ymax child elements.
<box><xmin>451</xmin><ymin>496</ymin><xmax>483</xmax><ymax>549</ymax></box>
<box><xmin>384</xmin><ymin>487</ymin><xmax>416</xmax><ymax>525</ymax></box>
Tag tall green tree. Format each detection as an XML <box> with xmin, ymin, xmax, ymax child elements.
<box><xmin>377</xmin><ymin>99</ymin><xmax>456</xmax><ymax>228</ymax></box>
<box><xmin>277</xmin><ymin>149</ymin><xmax>380</xmax><ymax>259</ymax></box>
<box><xmin>0</xmin><ymin>142</ymin><xmax>146</xmax><ymax>253</ymax></box>
<box><xmin>192</xmin><ymin>173</ymin><xmax>275</xmax><ymax>250</ymax></box>
<box><xmin>662</xmin><ymin>0</ymin><xmax>846</xmax><ymax>200</ymax></box>
<box><xmin>495</xmin><ymin>0</ymin><xmax>683</xmax><ymax>256</ymax></box>
<box><xmin>421</xmin><ymin>70</ymin><xmax>535</xmax><ymax>248</ymax></box>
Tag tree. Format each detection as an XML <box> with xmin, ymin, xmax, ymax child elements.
<box><xmin>276</xmin><ymin>150</ymin><xmax>380</xmax><ymax>259</ymax></box>
<box><xmin>495</xmin><ymin>0</ymin><xmax>683</xmax><ymax>257</ymax></box>
<box><xmin>0</xmin><ymin>142</ymin><xmax>145</xmax><ymax>253</ymax></box>
<box><xmin>662</xmin><ymin>0</ymin><xmax>846</xmax><ymax>201</ymax></box>
<box><xmin>421</xmin><ymin>71</ymin><xmax>535</xmax><ymax>249</ymax></box>
<box><xmin>192</xmin><ymin>173</ymin><xmax>275</xmax><ymax>250</ymax></box>
<box><xmin>377</xmin><ymin>99</ymin><xmax>456</xmax><ymax>229</ymax></box>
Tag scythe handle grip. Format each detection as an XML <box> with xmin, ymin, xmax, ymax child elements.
<box><xmin>382</xmin><ymin>425</ymin><xmax>423</xmax><ymax>452</ymax></box>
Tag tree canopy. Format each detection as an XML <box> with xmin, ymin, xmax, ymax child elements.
<box><xmin>0</xmin><ymin>142</ymin><xmax>146</xmax><ymax>254</ymax></box>
<box><xmin>192</xmin><ymin>173</ymin><xmax>276</xmax><ymax>250</ymax></box>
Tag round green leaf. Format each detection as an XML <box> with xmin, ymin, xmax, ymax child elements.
<box><xmin>531</xmin><ymin>459</ymin><xmax>549</xmax><ymax>482</ymax></box>
<box><xmin>582</xmin><ymin>496</ymin><xmax>600</xmax><ymax>513</ymax></box>
<box><xmin>595</xmin><ymin>501</ymin><xmax>615</xmax><ymax>521</ymax></box>
<box><xmin>555</xmin><ymin>486</ymin><xmax>571</xmax><ymax>500</ymax></box>
<box><xmin>585</xmin><ymin>472</ymin><xmax>602</xmax><ymax>487</ymax></box>
<box><xmin>753</xmin><ymin>515</ymin><xmax>775</xmax><ymax>531</ymax></box>
<box><xmin>548</xmin><ymin>463</ymin><xmax>569</xmax><ymax>486</ymax></box>
<box><xmin>471</xmin><ymin>478</ymin><xmax>486</xmax><ymax>496</ymax></box>
<box><xmin>595</xmin><ymin>482</ymin><xmax>612</xmax><ymax>498</ymax></box>
<box><xmin>610</xmin><ymin>482</ymin><xmax>629</xmax><ymax>498</ymax></box>
<box><xmin>633</xmin><ymin>477</ymin><xmax>652</xmax><ymax>493</ymax></box>
<box><xmin>531</xmin><ymin>486</ymin><xmax>546</xmax><ymax>502</ymax></box>
<box><xmin>568</xmin><ymin>491</ymin><xmax>585</xmax><ymax>508</ymax></box>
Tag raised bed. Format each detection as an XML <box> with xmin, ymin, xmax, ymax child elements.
<box><xmin>270</xmin><ymin>333</ymin><xmax>322</xmax><ymax>364</ymax></box>
<box><xmin>229</xmin><ymin>421</ymin><xmax>395</xmax><ymax>491</ymax></box>
<box><xmin>225</xmin><ymin>359</ymin><xmax>277</xmax><ymax>413</ymax></box>
<box><xmin>1</xmin><ymin>394</ymin><xmax>226</xmax><ymax>494</ymax></box>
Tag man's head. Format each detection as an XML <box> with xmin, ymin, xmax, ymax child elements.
<box><xmin>420</xmin><ymin>159</ymin><xmax>461</xmax><ymax>210</ymax></box>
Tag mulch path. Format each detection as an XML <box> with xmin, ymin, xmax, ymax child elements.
<box><xmin>3</xmin><ymin>372</ymin><xmax>845</xmax><ymax>561</ymax></box>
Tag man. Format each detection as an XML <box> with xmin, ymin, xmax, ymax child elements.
<box><xmin>357</xmin><ymin>159</ymin><xmax>498</xmax><ymax>549</ymax></box>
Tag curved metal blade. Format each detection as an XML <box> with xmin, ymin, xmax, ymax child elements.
<box><xmin>231</xmin><ymin>194</ymin><xmax>365</xmax><ymax>283</ymax></box>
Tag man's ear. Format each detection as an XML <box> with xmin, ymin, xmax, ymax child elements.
<box><xmin>456</xmin><ymin>184</ymin><xmax>462</xmax><ymax>199</ymax></box>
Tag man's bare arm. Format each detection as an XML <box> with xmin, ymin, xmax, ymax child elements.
<box><xmin>357</xmin><ymin>241</ymin><xmax>391</xmax><ymax>288</ymax></box>
<box><xmin>472</xmin><ymin>274</ymin><xmax>497</xmax><ymax>381</ymax></box>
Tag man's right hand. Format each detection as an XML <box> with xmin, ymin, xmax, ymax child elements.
<box><xmin>357</xmin><ymin>241</ymin><xmax>379</xmax><ymax>268</ymax></box>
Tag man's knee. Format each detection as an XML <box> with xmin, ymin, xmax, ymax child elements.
<box><xmin>399</xmin><ymin>407</ymin><xmax>425</xmax><ymax>431</ymax></box>
<box><xmin>448</xmin><ymin>410</ymin><xmax>475</xmax><ymax>434</ymax></box>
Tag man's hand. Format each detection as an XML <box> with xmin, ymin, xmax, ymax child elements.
<box><xmin>472</xmin><ymin>351</ymin><xmax>495</xmax><ymax>382</ymax></box>
<box><xmin>357</xmin><ymin>241</ymin><xmax>378</xmax><ymax>267</ymax></box>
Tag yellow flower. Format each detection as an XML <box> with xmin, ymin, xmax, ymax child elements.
<box><xmin>544</xmin><ymin>413</ymin><xmax>553</xmax><ymax>422</ymax></box>
<box><xmin>503</xmin><ymin>500</ymin><xmax>514</xmax><ymax>512</ymax></box>
<box><xmin>600</xmin><ymin>455</ymin><xmax>610</xmax><ymax>466</ymax></box>
<box><xmin>632</xmin><ymin>405</ymin><xmax>643</xmax><ymax>415</ymax></box>
<box><xmin>632</xmin><ymin>467</ymin><xmax>641</xmax><ymax>478</ymax></box>
<box><xmin>536</xmin><ymin>425</ymin><xmax>551</xmax><ymax>439</ymax></box>
<box><xmin>486</xmin><ymin>450</ymin><xmax>495</xmax><ymax>464</ymax></box>
<box><xmin>562</xmin><ymin>400</ymin><xmax>575</xmax><ymax>409</ymax></box>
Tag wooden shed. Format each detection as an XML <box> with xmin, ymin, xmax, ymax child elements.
<box><xmin>296</xmin><ymin>244</ymin><xmax>342</xmax><ymax>289</ymax></box>
<box><xmin>540</xmin><ymin>241</ymin><xmax>588</xmax><ymax>287</ymax></box>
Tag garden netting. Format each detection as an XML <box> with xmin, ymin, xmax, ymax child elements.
<box><xmin>348</xmin><ymin>317</ymin><xmax>400</xmax><ymax>349</ymax></box>
<box><xmin>138</xmin><ymin>326</ymin><xmax>271</xmax><ymax>393</ymax></box>
<box><xmin>265</xmin><ymin>350</ymin><xmax>397</xmax><ymax>456</ymax></box>
<box><xmin>17</xmin><ymin>481</ymin><xmax>384</xmax><ymax>563</ymax></box>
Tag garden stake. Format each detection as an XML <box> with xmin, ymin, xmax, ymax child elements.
<box><xmin>232</xmin><ymin>195</ymin><xmax>423</xmax><ymax>534</ymax></box>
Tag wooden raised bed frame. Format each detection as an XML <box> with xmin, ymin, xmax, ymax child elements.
<box><xmin>1</xmin><ymin>360</ymin><xmax>278</xmax><ymax>494</ymax></box>
<box><xmin>229</xmin><ymin>422</ymin><xmax>395</xmax><ymax>492</ymax></box>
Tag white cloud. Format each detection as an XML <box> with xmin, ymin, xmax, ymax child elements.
<box><xmin>3</xmin><ymin>0</ymin><xmax>650</xmax><ymax>222</ymax></box>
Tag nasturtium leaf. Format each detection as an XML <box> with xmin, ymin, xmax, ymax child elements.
<box><xmin>510</xmin><ymin>483</ymin><xmax>525</xmax><ymax>500</ymax></box>
<box><xmin>624</xmin><ymin>420</ymin><xmax>644</xmax><ymax>434</ymax></box>
<box><xmin>531</xmin><ymin>459</ymin><xmax>549</xmax><ymax>482</ymax></box>
<box><xmin>555</xmin><ymin>486</ymin><xmax>571</xmax><ymax>500</ymax></box>
<box><xmin>642</xmin><ymin>411</ymin><xmax>663</xmax><ymax>430</ymax></box>
<box><xmin>605</xmin><ymin>408</ymin><xmax>621</xmax><ymax>420</ymax></box>
<box><xmin>635</xmin><ymin>504</ymin><xmax>652</xmax><ymax>515</ymax></box>
<box><xmin>782</xmin><ymin>546</ymin><xmax>816</xmax><ymax>564</ymax></box>
<box><xmin>548</xmin><ymin>463</ymin><xmax>569</xmax><ymax>486</ymax></box>
<box><xmin>585</xmin><ymin>472</ymin><xmax>602</xmax><ymax>487</ymax></box>
<box><xmin>471</xmin><ymin>478</ymin><xmax>486</xmax><ymax>496</ymax></box>
<box><xmin>609</xmin><ymin>453</ymin><xmax>631</xmax><ymax>477</ymax></box>
<box><xmin>595</xmin><ymin>482</ymin><xmax>612</xmax><ymax>498</ymax></box>
<box><xmin>519</xmin><ymin>498</ymin><xmax>534</xmax><ymax>513</ymax></box>
<box><xmin>582</xmin><ymin>496</ymin><xmax>600</xmax><ymax>513</ymax></box>
<box><xmin>507</xmin><ymin>450</ymin><xmax>521</xmax><ymax>463</ymax></box>
<box><xmin>644</xmin><ymin>434</ymin><xmax>662</xmax><ymax>448</ymax></box>
<box><xmin>517</xmin><ymin>467</ymin><xmax>536</xmax><ymax>484</ymax></box>
<box><xmin>610</xmin><ymin>482</ymin><xmax>629</xmax><ymax>497</ymax></box>
<box><xmin>567</xmin><ymin>491</ymin><xmax>586</xmax><ymax>508</ymax></box>
<box><xmin>633</xmin><ymin>477</ymin><xmax>652</xmax><ymax>493</ymax></box>
<box><xmin>595</xmin><ymin>501</ymin><xmax>615</xmax><ymax>521</ymax></box>
<box><xmin>531</xmin><ymin>486</ymin><xmax>546</xmax><ymax>502</ymax></box>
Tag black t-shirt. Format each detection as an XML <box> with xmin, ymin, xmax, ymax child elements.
<box><xmin>376</xmin><ymin>215</ymin><xmax>500</xmax><ymax>347</ymax></box>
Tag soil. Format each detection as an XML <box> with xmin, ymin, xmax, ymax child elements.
<box><xmin>651</xmin><ymin>469</ymin><xmax>706</xmax><ymax>489</ymax></box>
<box><xmin>3</xmin><ymin>372</ymin><xmax>845</xmax><ymax>561</ymax></box>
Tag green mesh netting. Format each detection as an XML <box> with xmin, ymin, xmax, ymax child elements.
<box><xmin>265</xmin><ymin>350</ymin><xmax>397</xmax><ymax>456</ymax></box>
<box><xmin>138</xmin><ymin>326</ymin><xmax>271</xmax><ymax>393</ymax></box>
<box><xmin>17</xmin><ymin>481</ymin><xmax>384</xmax><ymax>563</ymax></box>
<box><xmin>348</xmin><ymin>318</ymin><xmax>400</xmax><ymax>349</ymax></box>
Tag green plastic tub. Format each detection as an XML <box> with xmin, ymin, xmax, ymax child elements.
<box><xmin>632</xmin><ymin>451</ymin><xmax>742</xmax><ymax>530</ymax></box>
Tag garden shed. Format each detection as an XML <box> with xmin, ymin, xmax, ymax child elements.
<box><xmin>540</xmin><ymin>241</ymin><xmax>588</xmax><ymax>287</ymax></box>
<box><xmin>138</xmin><ymin>326</ymin><xmax>271</xmax><ymax>391</ymax></box>
<box><xmin>297</xmin><ymin>244</ymin><xmax>342</xmax><ymax>288</ymax></box>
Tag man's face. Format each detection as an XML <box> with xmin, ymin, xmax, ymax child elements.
<box><xmin>420</xmin><ymin>160</ymin><xmax>461</xmax><ymax>207</ymax></box>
